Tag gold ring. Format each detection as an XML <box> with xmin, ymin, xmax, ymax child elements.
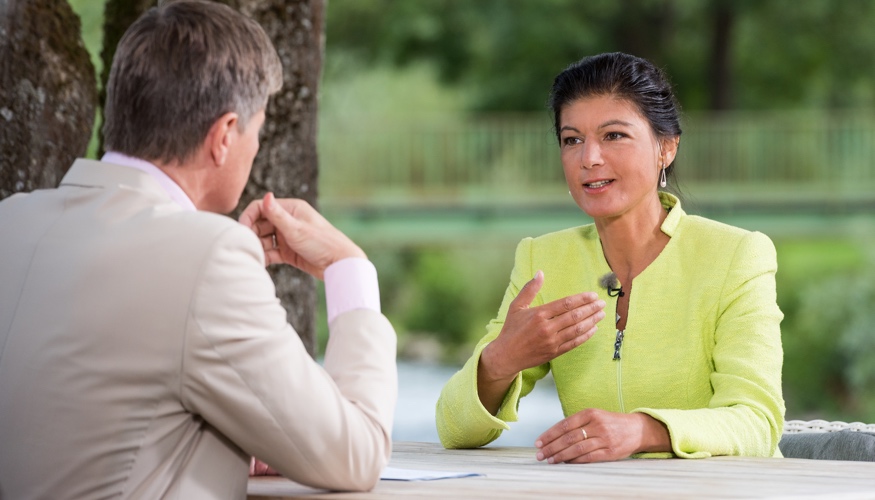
<box><xmin>581</xmin><ymin>427</ymin><xmax>588</xmax><ymax>440</ymax></box>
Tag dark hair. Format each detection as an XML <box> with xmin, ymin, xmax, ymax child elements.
<box><xmin>102</xmin><ymin>0</ymin><xmax>282</xmax><ymax>164</ymax></box>
<box><xmin>548</xmin><ymin>52</ymin><xmax>682</xmax><ymax>173</ymax></box>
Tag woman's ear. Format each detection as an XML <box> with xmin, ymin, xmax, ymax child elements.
<box><xmin>206</xmin><ymin>112</ymin><xmax>239</xmax><ymax>167</ymax></box>
<box><xmin>661</xmin><ymin>136</ymin><xmax>680</xmax><ymax>167</ymax></box>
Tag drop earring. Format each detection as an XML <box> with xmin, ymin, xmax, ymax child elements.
<box><xmin>659</xmin><ymin>165</ymin><xmax>667</xmax><ymax>188</ymax></box>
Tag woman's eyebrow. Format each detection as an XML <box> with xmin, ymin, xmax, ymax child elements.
<box><xmin>598</xmin><ymin>119</ymin><xmax>634</xmax><ymax>129</ymax></box>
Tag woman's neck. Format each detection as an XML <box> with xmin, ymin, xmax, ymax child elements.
<box><xmin>596</xmin><ymin>194</ymin><xmax>670</xmax><ymax>286</ymax></box>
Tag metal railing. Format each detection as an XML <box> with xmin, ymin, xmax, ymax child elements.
<box><xmin>318</xmin><ymin>110</ymin><xmax>875</xmax><ymax>208</ymax></box>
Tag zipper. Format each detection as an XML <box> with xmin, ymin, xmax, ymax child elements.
<box><xmin>612</xmin><ymin>329</ymin><xmax>624</xmax><ymax>360</ymax></box>
<box><xmin>614</xmin><ymin>328</ymin><xmax>626</xmax><ymax>412</ymax></box>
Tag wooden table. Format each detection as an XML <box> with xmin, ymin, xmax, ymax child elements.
<box><xmin>248</xmin><ymin>441</ymin><xmax>875</xmax><ymax>499</ymax></box>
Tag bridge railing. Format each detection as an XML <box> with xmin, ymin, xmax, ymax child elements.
<box><xmin>318</xmin><ymin>110</ymin><xmax>875</xmax><ymax>209</ymax></box>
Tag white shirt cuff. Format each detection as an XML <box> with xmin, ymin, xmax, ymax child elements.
<box><xmin>324</xmin><ymin>257</ymin><xmax>381</xmax><ymax>325</ymax></box>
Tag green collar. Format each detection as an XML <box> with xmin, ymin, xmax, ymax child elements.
<box><xmin>658</xmin><ymin>191</ymin><xmax>685</xmax><ymax>237</ymax></box>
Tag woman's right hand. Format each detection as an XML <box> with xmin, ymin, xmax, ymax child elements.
<box><xmin>478</xmin><ymin>271</ymin><xmax>605</xmax><ymax>413</ymax></box>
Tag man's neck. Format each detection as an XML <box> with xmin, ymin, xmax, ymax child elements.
<box><xmin>101</xmin><ymin>152</ymin><xmax>198</xmax><ymax>212</ymax></box>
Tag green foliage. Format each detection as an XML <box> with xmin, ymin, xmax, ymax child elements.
<box><xmin>840</xmin><ymin>280</ymin><xmax>875</xmax><ymax>419</ymax></box>
<box><xmin>400</xmin><ymin>249</ymin><xmax>473</xmax><ymax>345</ymax></box>
<box><xmin>67</xmin><ymin>0</ymin><xmax>105</xmax><ymax>78</ymax></box>
<box><xmin>777</xmin><ymin>238</ymin><xmax>872</xmax><ymax>420</ymax></box>
<box><xmin>325</xmin><ymin>0</ymin><xmax>875</xmax><ymax>112</ymax></box>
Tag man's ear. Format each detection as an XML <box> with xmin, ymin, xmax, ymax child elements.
<box><xmin>206</xmin><ymin>112</ymin><xmax>239</xmax><ymax>167</ymax></box>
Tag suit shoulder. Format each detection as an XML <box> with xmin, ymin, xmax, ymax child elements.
<box><xmin>678</xmin><ymin>215</ymin><xmax>775</xmax><ymax>260</ymax></box>
<box><xmin>530</xmin><ymin>223</ymin><xmax>598</xmax><ymax>246</ymax></box>
<box><xmin>159</xmin><ymin>210</ymin><xmax>262</xmax><ymax>256</ymax></box>
<box><xmin>680</xmin><ymin>214</ymin><xmax>770</xmax><ymax>242</ymax></box>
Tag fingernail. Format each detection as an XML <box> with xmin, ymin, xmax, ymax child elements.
<box><xmin>547</xmin><ymin>457</ymin><xmax>555</xmax><ymax>464</ymax></box>
<box><xmin>597</xmin><ymin>300</ymin><xmax>606</xmax><ymax>308</ymax></box>
<box><xmin>264</xmin><ymin>192</ymin><xmax>275</xmax><ymax>210</ymax></box>
<box><xmin>535</xmin><ymin>440</ymin><xmax>542</xmax><ymax>448</ymax></box>
<box><xmin>536</xmin><ymin>452</ymin><xmax>544</xmax><ymax>461</ymax></box>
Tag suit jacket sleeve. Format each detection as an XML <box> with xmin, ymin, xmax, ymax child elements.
<box><xmin>179</xmin><ymin>223</ymin><xmax>397</xmax><ymax>491</ymax></box>
<box><xmin>635</xmin><ymin>231</ymin><xmax>785</xmax><ymax>458</ymax></box>
<box><xmin>435</xmin><ymin>237</ymin><xmax>550</xmax><ymax>449</ymax></box>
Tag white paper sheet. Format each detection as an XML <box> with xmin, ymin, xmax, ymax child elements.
<box><xmin>380</xmin><ymin>466</ymin><xmax>484</xmax><ymax>481</ymax></box>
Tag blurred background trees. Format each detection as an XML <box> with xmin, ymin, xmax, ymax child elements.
<box><xmin>11</xmin><ymin>0</ymin><xmax>875</xmax><ymax>425</ymax></box>
<box><xmin>323</xmin><ymin>0</ymin><xmax>875</xmax><ymax>112</ymax></box>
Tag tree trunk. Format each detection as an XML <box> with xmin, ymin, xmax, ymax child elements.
<box><xmin>613</xmin><ymin>0</ymin><xmax>676</xmax><ymax>67</ymax></box>
<box><xmin>233</xmin><ymin>0</ymin><xmax>325</xmax><ymax>358</ymax></box>
<box><xmin>0</xmin><ymin>0</ymin><xmax>97</xmax><ymax>201</ymax></box>
<box><xmin>98</xmin><ymin>0</ymin><xmax>157</xmax><ymax>155</ymax></box>
<box><xmin>708</xmin><ymin>0</ymin><xmax>735</xmax><ymax>110</ymax></box>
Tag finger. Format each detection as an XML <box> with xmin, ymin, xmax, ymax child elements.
<box><xmin>250</xmin><ymin>218</ymin><xmax>276</xmax><ymax>238</ymax></box>
<box><xmin>509</xmin><ymin>270</ymin><xmax>544</xmax><ymax>311</ymax></box>
<box><xmin>550</xmin><ymin>299</ymin><xmax>606</xmax><ymax>334</ymax></box>
<box><xmin>269</xmin><ymin>196</ymin><xmax>323</xmax><ymax>225</ymax></box>
<box><xmin>263</xmin><ymin>248</ymin><xmax>283</xmax><ymax>266</ymax></box>
<box><xmin>259</xmin><ymin>234</ymin><xmax>276</xmax><ymax>253</ymax></box>
<box><xmin>540</xmin><ymin>291</ymin><xmax>602</xmax><ymax>318</ymax></box>
<box><xmin>238</xmin><ymin>199</ymin><xmax>265</xmax><ymax>229</ymax></box>
<box><xmin>565</xmin><ymin>447</ymin><xmax>614</xmax><ymax>464</ymax></box>
<box><xmin>263</xmin><ymin>193</ymin><xmax>306</xmax><ymax>243</ymax></box>
<box><xmin>548</xmin><ymin>437</ymin><xmax>604</xmax><ymax>464</ymax></box>
<box><xmin>539</xmin><ymin>428</ymin><xmax>596</xmax><ymax>464</ymax></box>
<box><xmin>535</xmin><ymin>412</ymin><xmax>588</xmax><ymax>450</ymax></box>
<box><xmin>555</xmin><ymin>323</ymin><xmax>599</xmax><ymax>354</ymax></box>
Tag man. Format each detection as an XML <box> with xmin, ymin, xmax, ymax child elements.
<box><xmin>0</xmin><ymin>1</ymin><xmax>397</xmax><ymax>498</ymax></box>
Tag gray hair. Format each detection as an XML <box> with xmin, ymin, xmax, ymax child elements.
<box><xmin>102</xmin><ymin>0</ymin><xmax>282</xmax><ymax>163</ymax></box>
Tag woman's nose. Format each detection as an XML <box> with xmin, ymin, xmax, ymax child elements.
<box><xmin>580</xmin><ymin>141</ymin><xmax>602</xmax><ymax>169</ymax></box>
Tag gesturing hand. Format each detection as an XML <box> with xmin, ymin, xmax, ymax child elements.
<box><xmin>535</xmin><ymin>408</ymin><xmax>671</xmax><ymax>464</ymax></box>
<box><xmin>480</xmin><ymin>271</ymin><xmax>606</xmax><ymax>382</ymax></box>
<box><xmin>476</xmin><ymin>271</ymin><xmax>605</xmax><ymax>414</ymax></box>
<box><xmin>239</xmin><ymin>193</ymin><xmax>366</xmax><ymax>279</ymax></box>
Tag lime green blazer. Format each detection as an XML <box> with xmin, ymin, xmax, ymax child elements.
<box><xmin>436</xmin><ymin>193</ymin><xmax>785</xmax><ymax>458</ymax></box>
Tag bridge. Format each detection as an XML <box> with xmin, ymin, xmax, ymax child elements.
<box><xmin>316</xmin><ymin>111</ymin><xmax>875</xmax><ymax>245</ymax></box>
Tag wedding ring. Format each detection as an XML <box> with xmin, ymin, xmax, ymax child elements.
<box><xmin>581</xmin><ymin>427</ymin><xmax>588</xmax><ymax>440</ymax></box>
<box><xmin>271</xmin><ymin>234</ymin><xmax>278</xmax><ymax>249</ymax></box>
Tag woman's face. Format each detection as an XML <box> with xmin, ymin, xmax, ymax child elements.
<box><xmin>559</xmin><ymin>95</ymin><xmax>675</xmax><ymax>222</ymax></box>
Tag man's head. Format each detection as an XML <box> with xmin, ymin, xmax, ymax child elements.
<box><xmin>102</xmin><ymin>0</ymin><xmax>282</xmax><ymax>167</ymax></box>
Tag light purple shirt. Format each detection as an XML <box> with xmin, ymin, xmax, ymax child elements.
<box><xmin>100</xmin><ymin>152</ymin><xmax>380</xmax><ymax>323</ymax></box>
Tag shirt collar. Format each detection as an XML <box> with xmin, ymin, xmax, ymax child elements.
<box><xmin>101</xmin><ymin>152</ymin><xmax>197</xmax><ymax>212</ymax></box>
<box><xmin>658</xmin><ymin>191</ymin><xmax>685</xmax><ymax>237</ymax></box>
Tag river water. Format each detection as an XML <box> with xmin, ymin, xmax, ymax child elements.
<box><xmin>392</xmin><ymin>361</ymin><xmax>565</xmax><ymax>447</ymax></box>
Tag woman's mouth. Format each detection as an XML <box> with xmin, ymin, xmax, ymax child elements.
<box><xmin>584</xmin><ymin>179</ymin><xmax>613</xmax><ymax>188</ymax></box>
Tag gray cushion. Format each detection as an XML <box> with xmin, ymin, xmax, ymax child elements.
<box><xmin>779</xmin><ymin>430</ymin><xmax>875</xmax><ymax>461</ymax></box>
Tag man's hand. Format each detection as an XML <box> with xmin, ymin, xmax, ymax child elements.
<box><xmin>239</xmin><ymin>193</ymin><xmax>366</xmax><ymax>279</ymax></box>
<box><xmin>250</xmin><ymin>457</ymin><xmax>280</xmax><ymax>476</ymax></box>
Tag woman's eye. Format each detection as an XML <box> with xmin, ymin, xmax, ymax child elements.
<box><xmin>605</xmin><ymin>132</ymin><xmax>625</xmax><ymax>141</ymax></box>
<box><xmin>563</xmin><ymin>137</ymin><xmax>582</xmax><ymax>146</ymax></box>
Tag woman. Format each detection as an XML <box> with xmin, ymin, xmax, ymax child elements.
<box><xmin>435</xmin><ymin>52</ymin><xmax>784</xmax><ymax>463</ymax></box>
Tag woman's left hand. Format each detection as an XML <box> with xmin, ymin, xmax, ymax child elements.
<box><xmin>535</xmin><ymin>408</ymin><xmax>670</xmax><ymax>464</ymax></box>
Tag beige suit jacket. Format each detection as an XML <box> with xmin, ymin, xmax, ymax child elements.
<box><xmin>0</xmin><ymin>160</ymin><xmax>397</xmax><ymax>499</ymax></box>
